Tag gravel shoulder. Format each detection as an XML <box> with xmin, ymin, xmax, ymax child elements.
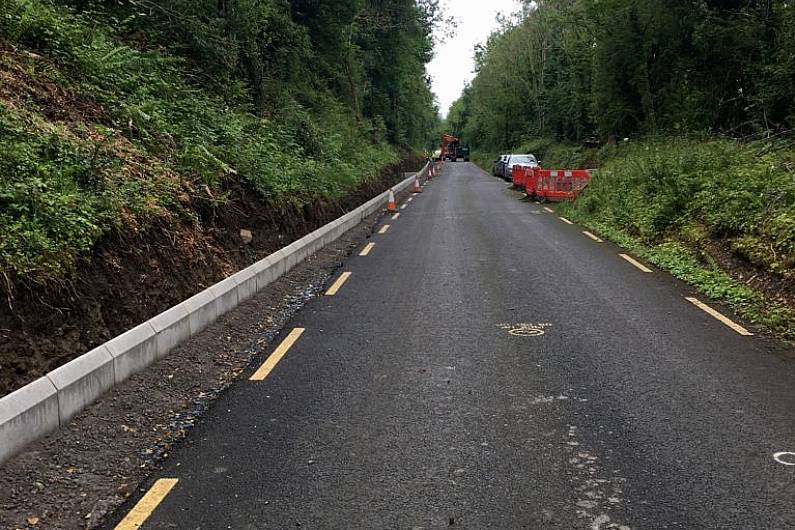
<box><xmin>0</xmin><ymin>198</ymin><xmax>402</xmax><ymax>530</ymax></box>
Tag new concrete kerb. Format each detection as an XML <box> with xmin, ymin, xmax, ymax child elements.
<box><xmin>0</xmin><ymin>164</ymin><xmax>430</xmax><ymax>465</ymax></box>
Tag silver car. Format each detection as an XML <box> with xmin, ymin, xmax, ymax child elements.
<box><xmin>504</xmin><ymin>154</ymin><xmax>539</xmax><ymax>180</ymax></box>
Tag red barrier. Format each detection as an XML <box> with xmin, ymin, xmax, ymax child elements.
<box><xmin>512</xmin><ymin>165</ymin><xmax>530</xmax><ymax>188</ymax></box>
<box><xmin>530</xmin><ymin>169</ymin><xmax>592</xmax><ymax>202</ymax></box>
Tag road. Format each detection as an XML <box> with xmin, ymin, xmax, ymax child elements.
<box><xmin>107</xmin><ymin>162</ymin><xmax>795</xmax><ymax>529</ymax></box>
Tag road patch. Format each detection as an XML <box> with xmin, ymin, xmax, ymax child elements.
<box><xmin>250</xmin><ymin>328</ymin><xmax>306</xmax><ymax>381</ymax></box>
<box><xmin>325</xmin><ymin>272</ymin><xmax>351</xmax><ymax>296</ymax></box>
<box><xmin>114</xmin><ymin>478</ymin><xmax>178</xmax><ymax>530</ymax></box>
<box><xmin>619</xmin><ymin>254</ymin><xmax>653</xmax><ymax>273</ymax></box>
<box><xmin>685</xmin><ymin>297</ymin><xmax>753</xmax><ymax>335</ymax></box>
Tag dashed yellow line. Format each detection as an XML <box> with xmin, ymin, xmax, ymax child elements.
<box><xmin>686</xmin><ymin>297</ymin><xmax>753</xmax><ymax>335</ymax></box>
<box><xmin>583</xmin><ymin>231</ymin><xmax>603</xmax><ymax>242</ymax></box>
<box><xmin>619</xmin><ymin>254</ymin><xmax>653</xmax><ymax>273</ymax></box>
<box><xmin>559</xmin><ymin>217</ymin><xmax>574</xmax><ymax>225</ymax></box>
<box><xmin>250</xmin><ymin>328</ymin><xmax>305</xmax><ymax>381</ymax></box>
<box><xmin>543</xmin><ymin>207</ymin><xmax>554</xmax><ymax>213</ymax></box>
<box><xmin>359</xmin><ymin>243</ymin><xmax>375</xmax><ymax>256</ymax></box>
<box><xmin>114</xmin><ymin>478</ymin><xmax>178</xmax><ymax>530</ymax></box>
<box><xmin>325</xmin><ymin>272</ymin><xmax>351</xmax><ymax>296</ymax></box>
<box><xmin>378</xmin><ymin>224</ymin><xmax>390</xmax><ymax>234</ymax></box>
<box><xmin>392</xmin><ymin>212</ymin><xmax>400</xmax><ymax>220</ymax></box>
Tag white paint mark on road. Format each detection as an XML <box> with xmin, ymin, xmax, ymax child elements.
<box><xmin>359</xmin><ymin>243</ymin><xmax>375</xmax><ymax>256</ymax></box>
<box><xmin>583</xmin><ymin>231</ymin><xmax>603</xmax><ymax>242</ymax></box>
<box><xmin>686</xmin><ymin>297</ymin><xmax>753</xmax><ymax>335</ymax></box>
<box><xmin>619</xmin><ymin>254</ymin><xmax>653</xmax><ymax>273</ymax></box>
<box><xmin>407</xmin><ymin>197</ymin><xmax>413</xmax><ymax>202</ymax></box>
<box><xmin>559</xmin><ymin>217</ymin><xmax>574</xmax><ymax>225</ymax></box>
<box><xmin>392</xmin><ymin>212</ymin><xmax>400</xmax><ymax>220</ymax></box>
<box><xmin>400</xmin><ymin>204</ymin><xmax>407</xmax><ymax>210</ymax></box>
<box><xmin>378</xmin><ymin>224</ymin><xmax>390</xmax><ymax>234</ymax></box>
<box><xmin>496</xmin><ymin>322</ymin><xmax>552</xmax><ymax>337</ymax></box>
<box><xmin>543</xmin><ymin>206</ymin><xmax>554</xmax><ymax>213</ymax></box>
<box><xmin>773</xmin><ymin>452</ymin><xmax>795</xmax><ymax>465</ymax></box>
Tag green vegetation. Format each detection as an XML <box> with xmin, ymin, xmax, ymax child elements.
<box><xmin>0</xmin><ymin>0</ymin><xmax>441</xmax><ymax>288</ymax></box>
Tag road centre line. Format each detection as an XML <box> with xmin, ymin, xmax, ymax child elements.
<box><xmin>378</xmin><ymin>225</ymin><xmax>390</xmax><ymax>234</ymax></box>
<box><xmin>114</xmin><ymin>478</ymin><xmax>178</xmax><ymax>530</ymax></box>
<box><xmin>583</xmin><ymin>231</ymin><xmax>603</xmax><ymax>242</ymax></box>
<box><xmin>685</xmin><ymin>297</ymin><xmax>753</xmax><ymax>335</ymax></box>
<box><xmin>559</xmin><ymin>217</ymin><xmax>574</xmax><ymax>225</ymax></box>
<box><xmin>543</xmin><ymin>207</ymin><xmax>554</xmax><ymax>213</ymax></box>
<box><xmin>250</xmin><ymin>328</ymin><xmax>306</xmax><ymax>381</ymax></box>
<box><xmin>359</xmin><ymin>243</ymin><xmax>375</xmax><ymax>256</ymax></box>
<box><xmin>392</xmin><ymin>212</ymin><xmax>400</xmax><ymax>220</ymax></box>
<box><xmin>619</xmin><ymin>254</ymin><xmax>653</xmax><ymax>273</ymax></box>
<box><xmin>325</xmin><ymin>272</ymin><xmax>352</xmax><ymax>296</ymax></box>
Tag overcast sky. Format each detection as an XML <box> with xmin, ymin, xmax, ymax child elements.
<box><xmin>428</xmin><ymin>0</ymin><xmax>522</xmax><ymax>118</ymax></box>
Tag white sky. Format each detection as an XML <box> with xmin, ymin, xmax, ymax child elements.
<box><xmin>428</xmin><ymin>0</ymin><xmax>522</xmax><ymax>117</ymax></box>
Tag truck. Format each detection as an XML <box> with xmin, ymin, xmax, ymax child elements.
<box><xmin>439</xmin><ymin>134</ymin><xmax>470</xmax><ymax>162</ymax></box>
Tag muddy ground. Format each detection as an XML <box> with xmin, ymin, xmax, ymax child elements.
<box><xmin>0</xmin><ymin>158</ymin><xmax>421</xmax><ymax>396</ymax></box>
<box><xmin>0</xmin><ymin>180</ymin><xmax>420</xmax><ymax>529</ymax></box>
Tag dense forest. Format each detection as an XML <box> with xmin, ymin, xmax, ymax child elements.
<box><xmin>448</xmin><ymin>0</ymin><xmax>795</xmax><ymax>147</ymax></box>
<box><xmin>1</xmin><ymin>0</ymin><xmax>440</xmax><ymax>289</ymax></box>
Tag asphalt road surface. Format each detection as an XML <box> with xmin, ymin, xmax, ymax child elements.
<box><xmin>107</xmin><ymin>162</ymin><xmax>795</xmax><ymax>529</ymax></box>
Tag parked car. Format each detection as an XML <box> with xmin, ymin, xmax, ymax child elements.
<box><xmin>504</xmin><ymin>154</ymin><xmax>539</xmax><ymax>181</ymax></box>
<box><xmin>493</xmin><ymin>154</ymin><xmax>509</xmax><ymax>177</ymax></box>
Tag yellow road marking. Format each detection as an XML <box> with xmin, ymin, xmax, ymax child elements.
<box><xmin>392</xmin><ymin>212</ymin><xmax>400</xmax><ymax>220</ymax></box>
<box><xmin>686</xmin><ymin>297</ymin><xmax>753</xmax><ymax>335</ymax></box>
<box><xmin>325</xmin><ymin>272</ymin><xmax>351</xmax><ymax>296</ymax></box>
<box><xmin>115</xmin><ymin>478</ymin><xmax>178</xmax><ymax>530</ymax></box>
<box><xmin>359</xmin><ymin>243</ymin><xmax>375</xmax><ymax>256</ymax></box>
<box><xmin>583</xmin><ymin>231</ymin><xmax>603</xmax><ymax>242</ymax></box>
<box><xmin>250</xmin><ymin>328</ymin><xmax>305</xmax><ymax>381</ymax></box>
<box><xmin>559</xmin><ymin>217</ymin><xmax>574</xmax><ymax>225</ymax></box>
<box><xmin>619</xmin><ymin>254</ymin><xmax>653</xmax><ymax>273</ymax></box>
<box><xmin>400</xmin><ymin>204</ymin><xmax>408</xmax><ymax>210</ymax></box>
<box><xmin>378</xmin><ymin>225</ymin><xmax>390</xmax><ymax>234</ymax></box>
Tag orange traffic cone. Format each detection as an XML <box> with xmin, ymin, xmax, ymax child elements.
<box><xmin>386</xmin><ymin>189</ymin><xmax>397</xmax><ymax>212</ymax></box>
<box><xmin>412</xmin><ymin>175</ymin><xmax>423</xmax><ymax>193</ymax></box>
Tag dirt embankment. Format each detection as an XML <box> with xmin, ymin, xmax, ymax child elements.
<box><xmin>0</xmin><ymin>158</ymin><xmax>421</xmax><ymax>396</ymax></box>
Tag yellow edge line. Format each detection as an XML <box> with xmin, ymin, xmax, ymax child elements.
<box><xmin>115</xmin><ymin>478</ymin><xmax>178</xmax><ymax>530</ymax></box>
<box><xmin>359</xmin><ymin>243</ymin><xmax>375</xmax><ymax>256</ymax></box>
<box><xmin>686</xmin><ymin>297</ymin><xmax>753</xmax><ymax>335</ymax></box>
<box><xmin>392</xmin><ymin>212</ymin><xmax>400</xmax><ymax>220</ymax></box>
<box><xmin>325</xmin><ymin>271</ymin><xmax>352</xmax><ymax>296</ymax></box>
<box><xmin>559</xmin><ymin>217</ymin><xmax>574</xmax><ymax>225</ymax></box>
<box><xmin>378</xmin><ymin>224</ymin><xmax>390</xmax><ymax>234</ymax></box>
<box><xmin>250</xmin><ymin>328</ymin><xmax>305</xmax><ymax>381</ymax></box>
<box><xmin>583</xmin><ymin>231</ymin><xmax>603</xmax><ymax>242</ymax></box>
<box><xmin>543</xmin><ymin>206</ymin><xmax>554</xmax><ymax>213</ymax></box>
<box><xmin>619</xmin><ymin>254</ymin><xmax>653</xmax><ymax>273</ymax></box>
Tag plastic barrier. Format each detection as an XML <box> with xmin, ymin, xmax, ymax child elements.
<box><xmin>512</xmin><ymin>165</ymin><xmax>530</xmax><ymax>188</ymax></box>
<box><xmin>531</xmin><ymin>169</ymin><xmax>592</xmax><ymax>202</ymax></box>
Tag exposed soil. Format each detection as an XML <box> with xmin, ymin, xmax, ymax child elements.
<box><xmin>0</xmin><ymin>157</ymin><xmax>422</xmax><ymax>396</ymax></box>
<box><xmin>0</xmin><ymin>180</ymin><xmax>419</xmax><ymax>529</ymax></box>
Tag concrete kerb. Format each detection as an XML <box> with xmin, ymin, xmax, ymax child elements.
<box><xmin>47</xmin><ymin>345</ymin><xmax>115</xmax><ymax>424</ymax></box>
<box><xmin>0</xmin><ymin>377</ymin><xmax>60</xmax><ymax>464</ymax></box>
<box><xmin>106</xmin><ymin>322</ymin><xmax>158</xmax><ymax>384</ymax></box>
<box><xmin>0</xmin><ymin>167</ymin><xmax>426</xmax><ymax>466</ymax></box>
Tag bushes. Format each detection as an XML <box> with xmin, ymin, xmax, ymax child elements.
<box><xmin>0</xmin><ymin>0</ymin><xmax>403</xmax><ymax>288</ymax></box>
<box><xmin>565</xmin><ymin>139</ymin><xmax>795</xmax><ymax>279</ymax></box>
